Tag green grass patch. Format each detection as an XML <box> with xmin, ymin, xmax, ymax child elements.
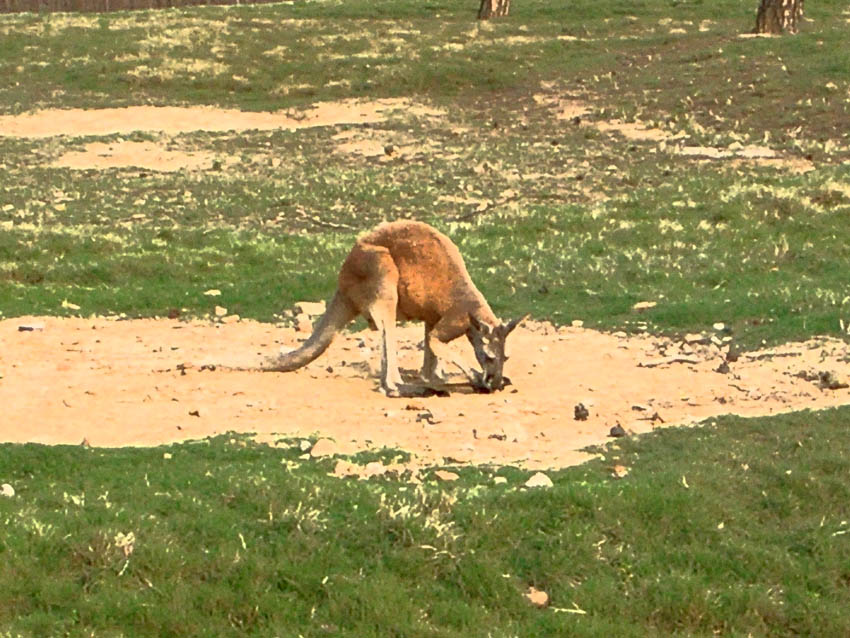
<box><xmin>3</xmin><ymin>0</ymin><xmax>850</xmax><ymax>345</ymax></box>
<box><xmin>2</xmin><ymin>409</ymin><xmax>849</xmax><ymax>636</ymax></box>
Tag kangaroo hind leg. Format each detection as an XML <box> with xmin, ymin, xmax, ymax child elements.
<box><xmin>341</xmin><ymin>243</ymin><xmax>403</xmax><ymax>396</ymax></box>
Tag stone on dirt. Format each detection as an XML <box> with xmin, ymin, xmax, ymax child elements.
<box><xmin>0</xmin><ymin>483</ymin><xmax>14</xmax><ymax>498</ymax></box>
<box><xmin>608</xmin><ymin>423</ymin><xmax>627</xmax><ymax>438</ymax></box>
<box><xmin>574</xmin><ymin>403</ymin><xmax>590</xmax><ymax>421</ymax></box>
<box><xmin>434</xmin><ymin>470</ymin><xmax>460</xmax><ymax>482</ymax></box>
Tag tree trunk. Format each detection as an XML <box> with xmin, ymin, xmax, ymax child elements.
<box><xmin>478</xmin><ymin>0</ymin><xmax>509</xmax><ymax>20</ymax></box>
<box><xmin>755</xmin><ymin>0</ymin><xmax>804</xmax><ymax>34</ymax></box>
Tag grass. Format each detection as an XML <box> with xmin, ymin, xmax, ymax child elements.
<box><xmin>1</xmin><ymin>0</ymin><xmax>850</xmax><ymax>635</ymax></box>
<box><xmin>1</xmin><ymin>408</ymin><xmax>849</xmax><ymax>636</ymax></box>
<box><xmin>1</xmin><ymin>1</ymin><xmax>849</xmax><ymax>346</ymax></box>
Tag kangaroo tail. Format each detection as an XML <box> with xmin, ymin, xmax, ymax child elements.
<box><xmin>262</xmin><ymin>291</ymin><xmax>357</xmax><ymax>372</ymax></box>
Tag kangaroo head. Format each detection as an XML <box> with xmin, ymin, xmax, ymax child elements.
<box><xmin>468</xmin><ymin>313</ymin><xmax>528</xmax><ymax>392</ymax></box>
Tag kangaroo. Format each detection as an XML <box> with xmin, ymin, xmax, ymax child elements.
<box><xmin>264</xmin><ymin>220</ymin><xmax>526</xmax><ymax>397</ymax></box>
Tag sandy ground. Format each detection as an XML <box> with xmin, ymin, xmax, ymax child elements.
<box><xmin>0</xmin><ymin>97</ymin><xmax>836</xmax><ymax>468</ymax></box>
<box><xmin>0</xmin><ymin>98</ymin><xmax>442</xmax><ymax>140</ymax></box>
<box><xmin>3</xmin><ymin>316</ymin><xmax>850</xmax><ymax>469</ymax></box>
<box><xmin>0</xmin><ymin>96</ymin><xmax>813</xmax><ymax>173</ymax></box>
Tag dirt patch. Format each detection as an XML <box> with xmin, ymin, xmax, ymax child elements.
<box><xmin>3</xmin><ymin>316</ymin><xmax>850</xmax><ymax>469</ymax></box>
<box><xmin>51</xmin><ymin>140</ymin><xmax>220</xmax><ymax>172</ymax></box>
<box><xmin>0</xmin><ymin>98</ymin><xmax>444</xmax><ymax>139</ymax></box>
<box><xmin>595</xmin><ymin>119</ymin><xmax>670</xmax><ymax>142</ymax></box>
<box><xmin>533</xmin><ymin>92</ymin><xmax>815</xmax><ymax>172</ymax></box>
<box><xmin>331</xmin><ymin>128</ymin><xmax>431</xmax><ymax>162</ymax></box>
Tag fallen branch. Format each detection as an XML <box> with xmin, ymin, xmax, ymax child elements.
<box><xmin>638</xmin><ymin>356</ymin><xmax>702</xmax><ymax>368</ymax></box>
<box><xmin>744</xmin><ymin>351</ymin><xmax>802</xmax><ymax>361</ymax></box>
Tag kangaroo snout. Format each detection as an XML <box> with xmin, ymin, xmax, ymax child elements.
<box><xmin>472</xmin><ymin>369</ymin><xmax>511</xmax><ymax>393</ymax></box>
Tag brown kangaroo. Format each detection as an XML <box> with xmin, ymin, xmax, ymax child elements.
<box><xmin>265</xmin><ymin>220</ymin><xmax>525</xmax><ymax>396</ymax></box>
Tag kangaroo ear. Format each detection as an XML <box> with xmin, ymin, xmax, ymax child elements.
<box><xmin>468</xmin><ymin>313</ymin><xmax>493</xmax><ymax>336</ymax></box>
<box><xmin>505</xmin><ymin>313</ymin><xmax>530</xmax><ymax>335</ymax></box>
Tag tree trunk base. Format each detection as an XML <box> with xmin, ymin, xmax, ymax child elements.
<box><xmin>478</xmin><ymin>0</ymin><xmax>510</xmax><ymax>20</ymax></box>
<box><xmin>755</xmin><ymin>0</ymin><xmax>804</xmax><ymax>34</ymax></box>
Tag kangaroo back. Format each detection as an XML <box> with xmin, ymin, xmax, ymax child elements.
<box><xmin>361</xmin><ymin>221</ymin><xmax>495</xmax><ymax>326</ymax></box>
<box><xmin>263</xmin><ymin>292</ymin><xmax>356</xmax><ymax>371</ymax></box>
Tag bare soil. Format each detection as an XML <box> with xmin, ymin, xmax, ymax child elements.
<box><xmin>2</xmin><ymin>99</ymin><xmax>843</xmax><ymax>468</ymax></box>
<box><xmin>0</xmin><ymin>98</ymin><xmax>442</xmax><ymax>139</ymax></box>
<box><xmin>3</xmin><ymin>316</ymin><xmax>850</xmax><ymax>469</ymax></box>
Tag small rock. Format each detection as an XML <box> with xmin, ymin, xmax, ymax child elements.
<box><xmin>0</xmin><ymin>483</ymin><xmax>14</xmax><ymax>498</ymax></box>
<box><xmin>214</xmin><ymin>305</ymin><xmax>227</xmax><ymax>317</ymax></box>
<box><xmin>684</xmin><ymin>332</ymin><xmax>709</xmax><ymax>345</ymax></box>
<box><xmin>524</xmin><ymin>586</ymin><xmax>549</xmax><ymax>608</ymax></box>
<box><xmin>221</xmin><ymin>314</ymin><xmax>240</xmax><ymax>324</ymax></box>
<box><xmin>608</xmin><ymin>423</ymin><xmax>627</xmax><ymax>438</ymax></box>
<box><xmin>310</xmin><ymin>438</ymin><xmax>340</xmax><ymax>458</ymax></box>
<box><xmin>434</xmin><ymin>470</ymin><xmax>460</xmax><ymax>482</ymax></box>
<box><xmin>574</xmin><ymin>403</ymin><xmax>589</xmax><ymax>421</ymax></box>
<box><xmin>299</xmin><ymin>439</ymin><xmax>312</xmax><ymax>452</ymax></box>
<box><xmin>819</xmin><ymin>371</ymin><xmax>849</xmax><ymax>390</ymax></box>
<box><xmin>726</xmin><ymin>346</ymin><xmax>740</xmax><ymax>363</ymax></box>
<box><xmin>713</xmin><ymin>322</ymin><xmax>726</xmax><ymax>332</ymax></box>
<box><xmin>294</xmin><ymin>301</ymin><xmax>326</xmax><ymax>317</ymax></box>
<box><xmin>571</xmin><ymin>319</ymin><xmax>584</xmax><ymax>328</ymax></box>
<box><xmin>18</xmin><ymin>323</ymin><xmax>45</xmax><ymax>332</ymax></box>
<box><xmin>416</xmin><ymin>410</ymin><xmax>438</xmax><ymax>425</ymax></box>
<box><xmin>612</xmin><ymin>464</ymin><xmax>630</xmax><ymax>479</ymax></box>
<box><xmin>716</xmin><ymin>361</ymin><xmax>730</xmax><ymax>374</ymax></box>
<box><xmin>493</xmin><ymin>476</ymin><xmax>508</xmax><ymax>485</ymax></box>
<box><xmin>203</xmin><ymin>289</ymin><xmax>221</xmax><ymax>297</ymax></box>
<box><xmin>524</xmin><ymin>472</ymin><xmax>553</xmax><ymax>489</ymax></box>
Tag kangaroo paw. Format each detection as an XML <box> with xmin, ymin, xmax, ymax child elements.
<box><xmin>382</xmin><ymin>383</ymin><xmax>402</xmax><ymax>398</ymax></box>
